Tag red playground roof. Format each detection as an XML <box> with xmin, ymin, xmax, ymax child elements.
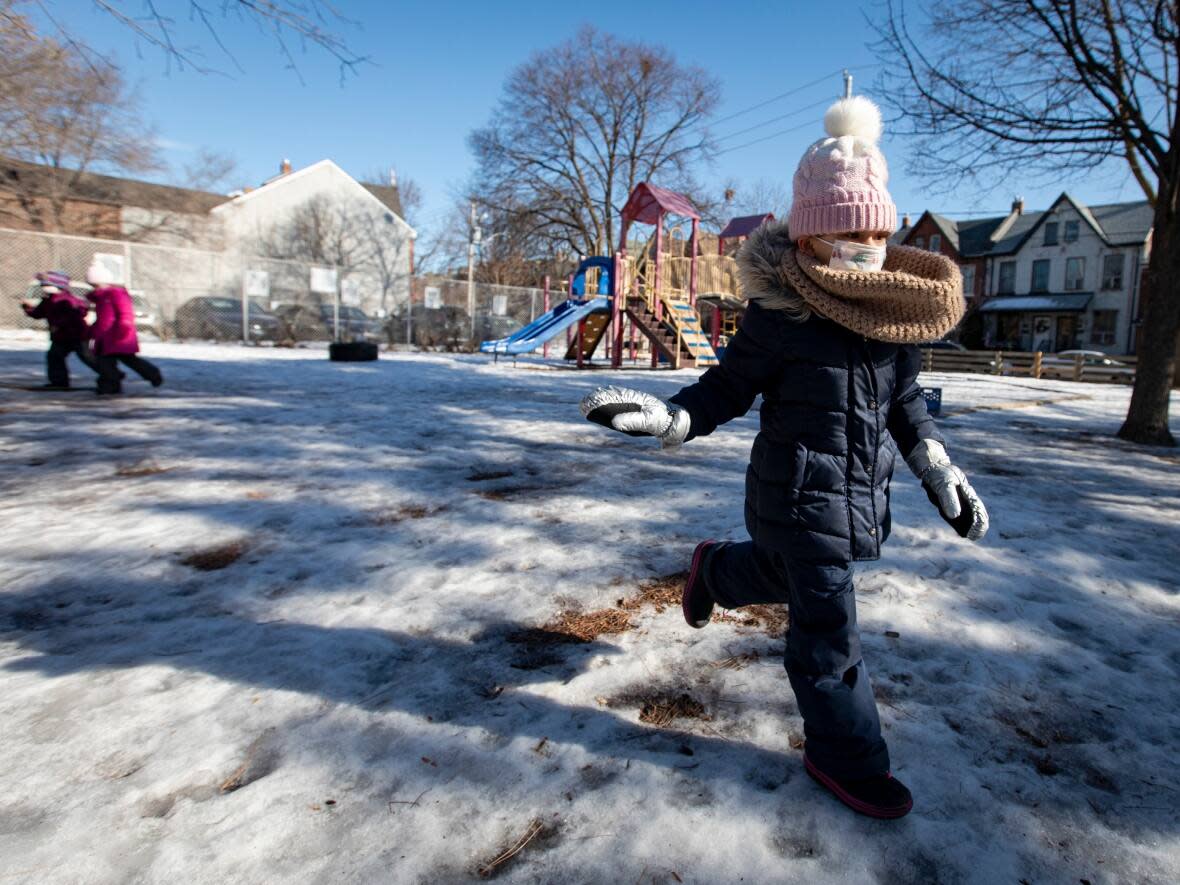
<box><xmin>621</xmin><ymin>182</ymin><xmax>700</xmax><ymax>226</ymax></box>
<box><xmin>719</xmin><ymin>213</ymin><xmax>775</xmax><ymax>240</ymax></box>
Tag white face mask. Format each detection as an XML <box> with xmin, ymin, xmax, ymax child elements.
<box><xmin>817</xmin><ymin>237</ymin><xmax>887</xmax><ymax>273</ymax></box>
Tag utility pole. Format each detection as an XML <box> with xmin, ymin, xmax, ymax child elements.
<box><xmin>467</xmin><ymin>200</ymin><xmax>479</xmax><ymax>342</ymax></box>
<box><xmin>843</xmin><ymin>69</ymin><xmax>853</xmax><ymax>99</ymax></box>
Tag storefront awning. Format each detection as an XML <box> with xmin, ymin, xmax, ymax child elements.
<box><xmin>979</xmin><ymin>293</ymin><xmax>1093</xmax><ymax>313</ymax></box>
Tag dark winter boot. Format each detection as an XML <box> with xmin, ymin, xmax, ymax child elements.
<box><xmin>804</xmin><ymin>755</ymin><xmax>913</xmax><ymax>819</ymax></box>
<box><xmin>683</xmin><ymin>540</ymin><xmax>719</xmax><ymax>628</ymax></box>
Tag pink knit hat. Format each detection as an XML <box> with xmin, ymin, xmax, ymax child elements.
<box><xmin>788</xmin><ymin>96</ymin><xmax>898</xmax><ymax>239</ymax></box>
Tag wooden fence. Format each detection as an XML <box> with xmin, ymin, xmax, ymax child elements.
<box><xmin>918</xmin><ymin>349</ymin><xmax>1140</xmax><ymax>385</ymax></box>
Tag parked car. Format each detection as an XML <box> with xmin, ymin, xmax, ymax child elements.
<box><xmin>386</xmin><ymin>305</ymin><xmax>469</xmax><ymax>350</ymax></box>
<box><xmin>131</xmin><ymin>293</ymin><xmax>167</xmax><ymax>339</ymax></box>
<box><xmin>1041</xmin><ymin>349</ymin><xmax>1134</xmax><ymax>382</ymax></box>
<box><xmin>273</xmin><ymin>303</ymin><xmax>382</xmax><ymax>342</ymax></box>
<box><xmin>174</xmin><ymin>296</ymin><xmax>281</xmax><ymax>341</ymax></box>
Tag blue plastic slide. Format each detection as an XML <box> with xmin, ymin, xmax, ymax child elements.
<box><xmin>480</xmin><ymin>297</ymin><xmax>609</xmax><ymax>356</ymax></box>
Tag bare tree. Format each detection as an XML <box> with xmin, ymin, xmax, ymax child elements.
<box><xmin>468</xmin><ymin>26</ymin><xmax>720</xmax><ymax>258</ymax></box>
<box><xmin>259</xmin><ymin>195</ymin><xmax>410</xmax><ymax>311</ymax></box>
<box><xmin>259</xmin><ymin>195</ymin><xmax>368</xmax><ymax>266</ymax></box>
<box><xmin>360</xmin><ymin>168</ymin><xmax>423</xmax><ymax>225</ymax></box>
<box><xmin>0</xmin><ymin>9</ymin><xmax>160</xmax><ymax>233</ymax></box>
<box><xmin>181</xmin><ymin>147</ymin><xmax>241</xmax><ymax>192</ymax></box>
<box><xmin>30</xmin><ymin>0</ymin><xmax>365</xmax><ymax>79</ymax></box>
<box><xmin>877</xmin><ymin>0</ymin><xmax>1178</xmax><ymax>446</ymax></box>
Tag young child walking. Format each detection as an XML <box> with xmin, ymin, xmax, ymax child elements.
<box><xmin>580</xmin><ymin>96</ymin><xmax>988</xmax><ymax>819</ymax></box>
<box><xmin>84</xmin><ymin>257</ymin><xmax>164</xmax><ymax>395</ymax></box>
<box><xmin>21</xmin><ymin>271</ymin><xmax>98</xmax><ymax>389</ymax></box>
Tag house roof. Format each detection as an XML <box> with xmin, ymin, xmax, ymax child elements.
<box><xmin>927</xmin><ymin>213</ymin><xmax>960</xmax><ymax>252</ymax></box>
<box><xmin>719</xmin><ymin>213</ymin><xmax>774</xmax><ymax>240</ymax></box>
<box><xmin>978</xmin><ymin>293</ymin><xmax>1093</xmax><ymax>313</ymax></box>
<box><xmin>0</xmin><ymin>156</ymin><xmax>230</xmax><ymax>214</ymax></box>
<box><xmin>909</xmin><ymin>192</ymin><xmax>1151</xmax><ymax>261</ymax></box>
<box><xmin>621</xmin><ymin>182</ymin><xmax>700</xmax><ymax>226</ymax></box>
<box><xmin>361</xmin><ymin>182</ymin><xmax>403</xmax><ymax>217</ymax></box>
<box><xmin>1089</xmin><ymin>200</ymin><xmax>1153</xmax><ymax>245</ymax></box>
<box><xmin>956</xmin><ymin>215</ymin><xmax>1007</xmax><ymax>256</ymax></box>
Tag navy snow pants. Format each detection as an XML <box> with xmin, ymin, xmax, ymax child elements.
<box><xmin>46</xmin><ymin>340</ymin><xmax>98</xmax><ymax>388</ymax></box>
<box><xmin>705</xmin><ymin>541</ymin><xmax>890</xmax><ymax>779</ymax></box>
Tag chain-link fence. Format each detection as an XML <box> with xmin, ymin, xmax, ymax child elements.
<box><xmin>0</xmin><ymin>227</ymin><xmax>411</xmax><ymax>345</ymax></box>
<box><xmin>1</xmin><ymin>227</ymin><xmax>569</xmax><ymax>352</ymax></box>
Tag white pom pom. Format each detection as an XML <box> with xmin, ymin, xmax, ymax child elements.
<box><xmin>823</xmin><ymin>96</ymin><xmax>883</xmax><ymax>144</ymax></box>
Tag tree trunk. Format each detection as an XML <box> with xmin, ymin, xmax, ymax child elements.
<box><xmin>1117</xmin><ymin>200</ymin><xmax>1179</xmax><ymax>446</ymax></box>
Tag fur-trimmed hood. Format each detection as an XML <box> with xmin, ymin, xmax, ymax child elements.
<box><xmin>735</xmin><ymin>220</ymin><xmax>811</xmax><ymax>319</ymax></box>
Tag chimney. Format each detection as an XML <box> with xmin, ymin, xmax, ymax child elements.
<box><xmin>280</xmin><ymin>158</ymin><xmax>292</xmax><ymax>175</ymax></box>
<box><xmin>389</xmin><ymin>167</ymin><xmax>397</xmax><ymax>188</ymax></box>
<box><xmin>1012</xmin><ymin>196</ymin><xmax>1024</xmax><ymax>215</ymax></box>
<box><xmin>902</xmin><ymin>213</ymin><xmax>911</xmax><ymax>228</ymax></box>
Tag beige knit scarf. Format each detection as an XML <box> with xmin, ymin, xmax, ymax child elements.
<box><xmin>781</xmin><ymin>245</ymin><xmax>965</xmax><ymax>344</ymax></box>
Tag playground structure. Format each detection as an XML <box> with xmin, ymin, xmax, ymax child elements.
<box><xmin>479</xmin><ymin>256</ymin><xmax>612</xmax><ymax>362</ymax></box>
<box><xmin>479</xmin><ymin>183</ymin><xmax>771</xmax><ymax>369</ymax></box>
<box><xmin>697</xmin><ymin>213</ymin><xmax>773</xmax><ymax>351</ymax></box>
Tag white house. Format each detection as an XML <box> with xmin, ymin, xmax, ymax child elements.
<box><xmin>976</xmin><ymin>194</ymin><xmax>1152</xmax><ymax>354</ymax></box>
<box><xmin>212</xmin><ymin>159</ymin><xmax>416</xmax><ymax>317</ymax></box>
<box><xmin>897</xmin><ymin>193</ymin><xmax>1152</xmax><ymax>354</ymax></box>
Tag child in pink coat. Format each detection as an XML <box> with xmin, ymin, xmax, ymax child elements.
<box><xmin>84</xmin><ymin>257</ymin><xmax>163</xmax><ymax>395</ymax></box>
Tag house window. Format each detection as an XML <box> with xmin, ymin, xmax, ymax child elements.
<box><xmin>1043</xmin><ymin>222</ymin><xmax>1059</xmax><ymax>245</ymax></box>
<box><xmin>998</xmin><ymin>261</ymin><xmax>1016</xmax><ymax>294</ymax></box>
<box><xmin>1065</xmin><ymin>256</ymin><xmax>1085</xmax><ymax>290</ymax></box>
<box><xmin>913</xmin><ymin>236</ymin><xmax>925</xmax><ymax>249</ymax></box>
<box><xmin>1064</xmin><ymin>220</ymin><xmax>1079</xmax><ymax>242</ymax></box>
<box><xmin>930</xmin><ymin>233</ymin><xmax>941</xmax><ymax>252</ymax></box>
<box><xmin>960</xmin><ymin>264</ymin><xmax>975</xmax><ymax>297</ymax></box>
<box><xmin>1031</xmin><ymin>259</ymin><xmax>1051</xmax><ymax>292</ymax></box>
<box><xmin>1090</xmin><ymin>309</ymin><xmax>1118</xmax><ymax>346</ymax></box>
<box><xmin>1101</xmin><ymin>253</ymin><xmax>1124</xmax><ymax>290</ymax></box>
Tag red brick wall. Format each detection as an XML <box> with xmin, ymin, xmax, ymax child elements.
<box><xmin>0</xmin><ymin>193</ymin><xmax>121</xmax><ymax>238</ymax></box>
<box><xmin>902</xmin><ymin>214</ymin><xmax>985</xmax><ymax>299</ymax></box>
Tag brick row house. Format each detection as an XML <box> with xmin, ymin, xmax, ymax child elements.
<box><xmin>894</xmin><ymin>194</ymin><xmax>1153</xmax><ymax>354</ymax></box>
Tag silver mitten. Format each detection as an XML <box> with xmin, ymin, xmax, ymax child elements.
<box><xmin>905</xmin><ymin>439</ymin><xmax>989</xmax><ymax>541</ymax></box>
<box><xmin>579</xmin><ymin>385</ymin><xmax>690</xmax><ymax>448</ymax></box>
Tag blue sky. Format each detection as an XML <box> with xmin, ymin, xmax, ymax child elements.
<box><xmin>37</xmin><ymin>0</ymin><xmax>1143</xmax><ymax>237</ymax></box>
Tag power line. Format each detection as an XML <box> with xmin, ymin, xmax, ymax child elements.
<box><xmin>714</xmin><ymin>95</ymin><xmax>832</xmax><ymax>144</ymax></box>
<box><xmin>716</xmin><ymin>118</ymin><xmax>816</xmax><ymax>157</ymax></box>
<box><xmin>702</xmin><ymin>64</ymin><xmax>879</xmax><ymax>132</ymax></box>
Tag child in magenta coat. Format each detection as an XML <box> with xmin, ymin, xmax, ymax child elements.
<box><xmin>84</xmin><ymin>257</ymin><xmax>164</xmax><ymax>395</ymax></box>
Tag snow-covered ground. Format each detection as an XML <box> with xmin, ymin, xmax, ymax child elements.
<box><xmin>1</xmin><ymin>332</ymin><xmax>1178</xmax><ymax>885</ymax></box>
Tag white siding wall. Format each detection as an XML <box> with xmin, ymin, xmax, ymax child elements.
<box><xmin>215</xmin><ymin>161</ymin><xmax>414</xmax><ymax>316</ymax></box>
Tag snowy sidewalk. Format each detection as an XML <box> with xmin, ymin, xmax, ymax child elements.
<box><xmin>1</xmin><ymin>334</ymin><xmax>1178</xmax><ymax>884</ymax></box>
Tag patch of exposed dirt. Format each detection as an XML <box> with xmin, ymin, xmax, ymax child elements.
<box><xmin>369</xmin><ymin>503</ymin><xmax>446</xmax><ymax>525</ymax></box>
<box><xmin>467</xmin><ymin>469</ymin><xmax>515</xmax><ymax>482</ymax></box>
<box><xmin>508</xmin><ymin>607</ymin><xmax>632</xmax><ymax>646</ymax></box>
<box><xmin>618</xmin><ymin>573</ymin><xmax>684</xmax><ymax>612</ymax></box>
<box><xmin>115</xmin><ymin>460</ymin><xmax>170</xmax><ymax>477</ymax></box>
<box><xmin>735</xmin><ymin>604</ymin><xmax>789</xmax><ymax>633</ymax></box>
<box><xmin>607</xmin><ymin>689</ymin><xmax>710</xmax><ymax>728</ymax></box>
<box><xmin>180</xmin><ymin>541</ymin><xmax>249</xmax><ymax>571</ymax></box>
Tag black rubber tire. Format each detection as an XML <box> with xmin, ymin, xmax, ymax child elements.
<box><xmin>329</xmin><ymin>341</ymin><xmax>379</xmax><ymax>362</ymax></box>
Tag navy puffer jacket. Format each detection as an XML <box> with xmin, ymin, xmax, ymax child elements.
<box><xmin>669</xmin><ymin>226</ymin><xmax>944</xmax><ymax>563</ymax></box>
